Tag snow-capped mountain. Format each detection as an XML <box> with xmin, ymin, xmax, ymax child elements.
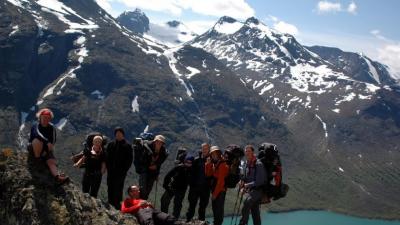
<box><xmin>190</xmin><ymin>16</ymin><xmax>398</xmax><ymax>116</ymax></box>
<box><xmin>116</xmin><ymin>9</ymin><xmax>197</xmax><ymax>47</ymax></box>
<box><xmin>116</xmin><ymin>9</ymin><xmax>149</xmax><ymax>34</ymax></box>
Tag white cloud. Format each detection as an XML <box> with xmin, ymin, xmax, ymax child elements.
<box><xmin>274</xmin><ymin>21</ymin><xmax>299</xmax><ymax>36</ymax></box>
<box><xmin>370</xmin><ymin>31</ymin><xmax>400</xmax><ymax>79</ymax></box>
<box><xmin>370</xmin><ymin>29</ymin><xmax>389</xmax><ymax>42</ymax></box>
<box><xmin>316</xmin><ymin>1</ymin><xmax>357</xmax><ymax>15</ymax></box>
<box><xmin>109</xmin><ymin>0</ymin><xmax>254</xmax><ymax>19</ymax></box>
<box><xmin>95</xmin><ymin>0</ymin><xmax>119</xmax><ymax>17</ymax></box>
<box><xmin>266</xmin><ymin>15</ymin><xmax>299</xmax><ymax>36</ymax></box>
<box><xmin>347</xmin><ymin>1</ymin><xmax>357</xmax><ymax>14</ymax></box>
<box><xmin>377</xmin><ymin>44</ymin><xmax>400</xmax><ymax>79</ymax></box>
<box><xmin>317</xmin><ymin>1</ymin><xmax>342</xmax><ymax>13</ymax></box>
<box><xmin>185</xmin><ymin>20</ymin><xmax>216</xmax><ymax>34</ymax></box>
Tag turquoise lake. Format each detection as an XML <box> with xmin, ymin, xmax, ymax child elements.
<box><xmin>215</xmin><ymin>210</ymin><xmax>400</xmax><ymax>225</ymax></box>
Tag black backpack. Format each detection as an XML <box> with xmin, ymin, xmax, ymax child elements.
<box><xmin>224</xmin><ymin>145</ymin><xmax>244</xmax><ymax>188</ymax></box>
<box><xmin>71</xmin><ymin>132</ymin><xmax>107</xmax><ymax>168</ymax></box>
<box><xmin>174</xmin><ymin>147</ymin><xmax>187</xmax><ymax>165</ymax></box>
<box><xmin>257</xmin><ymin>143</ymin><xmax>289</xmax><ymax>202</ymax></box>
<box><xmin>133</xmin><ymin>132</ymin><xmax>155</xmax><ymax>173</ymax></box>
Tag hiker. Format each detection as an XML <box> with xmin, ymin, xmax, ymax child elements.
<box><xmin>121</xmin><ymin>185</ymin><xmax>176</xmax><ymax>225</ymax></box>
<box><xmin>28</xmin><ymin>108</ymin><xmax>69</xmax><ymax>184</ymax></box>
<box><xmin>205</xmin><ymin>146</ymin><xmax>229</xmax><ymax>225</ymax></box>
<box><xmin>186</xmin><ymin>143</ymin><xmax>211</xmax><ymax>222</ymax></box>
<box><xmin>106</xmin><ymin>127</ymin><xmax>133</xmax><ymax>209</ymax></box>
<box><xmin>136</xmin><ymin>135</ymin><xmax>168</xmax><ymax>200</ymax></box>
<box><xmin>238</xmin><ymin>145</ymin><xmax>266</xmax><ymax>225</ymax></box>
<box><xmin>74</xmin><ymin>135</ymin><xmax>106</xmax><ymax>197</ymax></box>
<box><xmin>161</xmin><ymin>154</ymin><xmax>193</xmax><ymax>218</ymax></box>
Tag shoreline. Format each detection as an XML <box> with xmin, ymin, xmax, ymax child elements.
<box><xmin>222</xmin><ymin>208</ymin><xmax>400</xmax><ymax>222</ymax></box>
<box><xmin>267</xmin><ymin>208</ymin><xmax>400</xmax><ymax>221</ymax></box>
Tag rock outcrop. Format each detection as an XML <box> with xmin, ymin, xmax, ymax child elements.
<box><xmin>0</xmin><ymin>150</ymin><xmax>137</xmax><ymax>225</ymax></box>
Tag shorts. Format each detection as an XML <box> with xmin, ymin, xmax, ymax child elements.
<box><xmin>27</xmin><ymin>143</ymin><xmax>55</xmax><ymax>161</ymax></box>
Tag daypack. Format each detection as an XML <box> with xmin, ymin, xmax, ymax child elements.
<box><xmin>224</xmin><ymin>144</ymin><xmax>244</xmax><ymax>188</ymax></box>
<box><xmin>257</xmin><ymin>142</ymin><xmax>289</xmax><ymax>203</ymax></box>
<box><xmin>133</xmin><ymin>132</ymin><xmax>155</xmax><ymax>173</ymax></box>
<box><xmin>71</xmin><ymin>132</ymin><xmax>108</xmax><ymax>168</ymax></box>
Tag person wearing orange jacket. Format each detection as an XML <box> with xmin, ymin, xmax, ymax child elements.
<box><xmin>205</xmin><ymin>146</ymin><xmax>229</xmax><ymax>225</ymax></box>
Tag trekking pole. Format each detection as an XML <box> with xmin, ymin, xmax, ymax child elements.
<box><xmin>234</xmin><ymin>190</ymin><xmax>245</xmax><ymax>225</ymax></box>
<box><xmin>154</xmin><ymin>178</ymin><xmax>158</xmax><ymax>208</ymax></box>
<box><xmin>230</xmin><ymin>187</ymin><xmax>241</xmax><ymax>225</ymax></box>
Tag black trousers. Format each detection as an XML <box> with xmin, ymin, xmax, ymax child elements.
<box><xmin>107</xmin><ymin>173</ymin><xmax>126</xmax><ymax>209</ymax></box>
<box><xmin>186</xmin><ymin>186</ymin><xmax>210</xmax><ymax>221</ymax></box>
<box><xmin>139</xmin><ymin>173</ymin><xmax>157</xmax><ymax>200</ymax></box>
<box><xmin>211</xmin><ymin>191</ymin><xmax>226</xmax><ymax>225</ymax></box>
<box><xmin>82</xmin><ymin>171</ymin><xmax>102</xmax><ymax>197</ymax></box>
<box><xmin>160</xmin><ymin>188</ymin><xmax>187</xmax><ymax>218</ymax></box>
<box><xmin>239</xmin><ymin>189</ymin><xmax>262</xmax><ymax>225</ymax></box>
<box><xmin>136</xmin><ymin>208</ymin><xmax>176</xmax><ymax>225</ymax></box>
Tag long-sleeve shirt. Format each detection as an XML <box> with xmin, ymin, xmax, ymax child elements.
<box><xmin>242</xmin><ymin>158</ymin><xmax>266</xmax><ymax>189</ymax></box>
<box><xmin>106</xmin><ymin>139</ymin><xmax>133</xmax><ymax>176</ymax></box>
<box><xmin>121</xmin><ymin>198</ymin><xmax>153</xmax><ymax>214</ymax></box>
<box><xmin>205</xmin><ymin>160</ymin><xmax>229</xmax><ymax>199</ymax></box>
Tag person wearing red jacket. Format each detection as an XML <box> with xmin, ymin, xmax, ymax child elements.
<box><xmin>205</xmin><ymin>146</ymin><xmax>229</xmax><ymax>225</ymax></box>
<box><xmin>121</xmin><ymin>185</ymin><xmax>176</xmax><ymax>225</ymax></box>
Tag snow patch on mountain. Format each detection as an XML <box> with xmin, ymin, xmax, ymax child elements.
<box><xmin>131</xmin><ymin>96</ymin><xmax>139</xmax><ymax>113</ymax></box>
<box><xmin>36</xmin><ymin>0</ymin><xmax>98</xmax><ymax>33</ymax></box>
<box><xmin>6</xmin><ymin>0</ymin><xmax>28</xmax><ymax>8</ymax></box>
<box><xmin>9</xmin><ymin>25</ymin><xmax>19</xmax><ymax>36</ymax></box>
<box><xmin>335</xmin><ymin>92</ymin><xmax>356</xmax><ymax>105</ymax></box>
<box><xmin>315</xmin><ymin>114</ymin><xmax>328</xmax><ymax>138</ymax></box>
<box><xmin>288</xmin><ymin>64</ymin><xmax>340</xmax><ymax>94</ymax></box>
<box><xmin>55</xmin><ymin>117</ymin><xmax>68</xmax><ymax>130</ymax></box>
<box><xmin>259</xmin><ymin>84</ymin><xmax>274</xmax><ymax>95</ymax></box>
<box><xmin>164</xmin><ymin>48</ymin><xmax>193</xmax><ymax>98</ymax></box>
<box><xmin>214</xmin><ymin>20</ymin><xmax>243</xmax><ymax>34</ymax></box>
<box><xmin>186</xmin><ymin>66</ymin><xmax>201</xmax><ymax>79</ymax></box>
<box><xmin>362</xmin><ymin>56</ymin><xmax>380</xmax><ymax>84</ymax></box>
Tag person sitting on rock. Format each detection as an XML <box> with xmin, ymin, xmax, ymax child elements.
<box><xmin>74</xmin><ymin>135</ymin><xmax>106</xmax><ymax>197</ymax></box>
<box><xmin>121</xmin><ymin>185</ymin><xmax>177</xmax><ymax>225</ymax></box>
<box><xmin>28</xmin><ymin>108</ymin><xmax>69</xmax><ymax>184</ymax></box>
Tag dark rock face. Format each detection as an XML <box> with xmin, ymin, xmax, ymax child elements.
<box><xmin>0</xmin><ymin>151</ymin><xmax>138</xmax><ymax>225</ymax></box>
<box><xmin>116</xmin><ymin>9</ymin><xmax>150</xmax><ymax>34</ymax></box>
<box><xmin>167</xmin><ymin>20</ymin><xmax>181</xmax><ymax>28</ymax></box>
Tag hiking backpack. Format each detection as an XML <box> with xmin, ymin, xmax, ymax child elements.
<box><xmin>257</xmin><ymin>142</ymin><xmax>289</xmax><ymax>203</ymax></box>
<box><xmin>132</xmin><ymin>132</ymin><xmax>155</xmax><ymax>173</ymax></box>
<box><xmin>224</xmin><ymin>144</ymin><xmax>244</xmax><ymax>188</ymax></box>
<box><xmin>174</xmin><ymin>147</ymin><xmax>187</xmax><ymax>165</ymax></box>
<box><xmin>71</xmin><ymin>132</ymin><xmax>108</xmax><ymax>168</ymax></box>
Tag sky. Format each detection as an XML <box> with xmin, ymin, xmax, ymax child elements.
<box><xmin>95</xmin><ymin>0</ymin><xmax>400</xmax><ymax>77</ymax></box>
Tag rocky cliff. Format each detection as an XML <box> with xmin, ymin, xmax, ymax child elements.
<box><xmin>0</xmin><ymin>149</ymin><xmax>202</xmax><ymax>225</ymax></box>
